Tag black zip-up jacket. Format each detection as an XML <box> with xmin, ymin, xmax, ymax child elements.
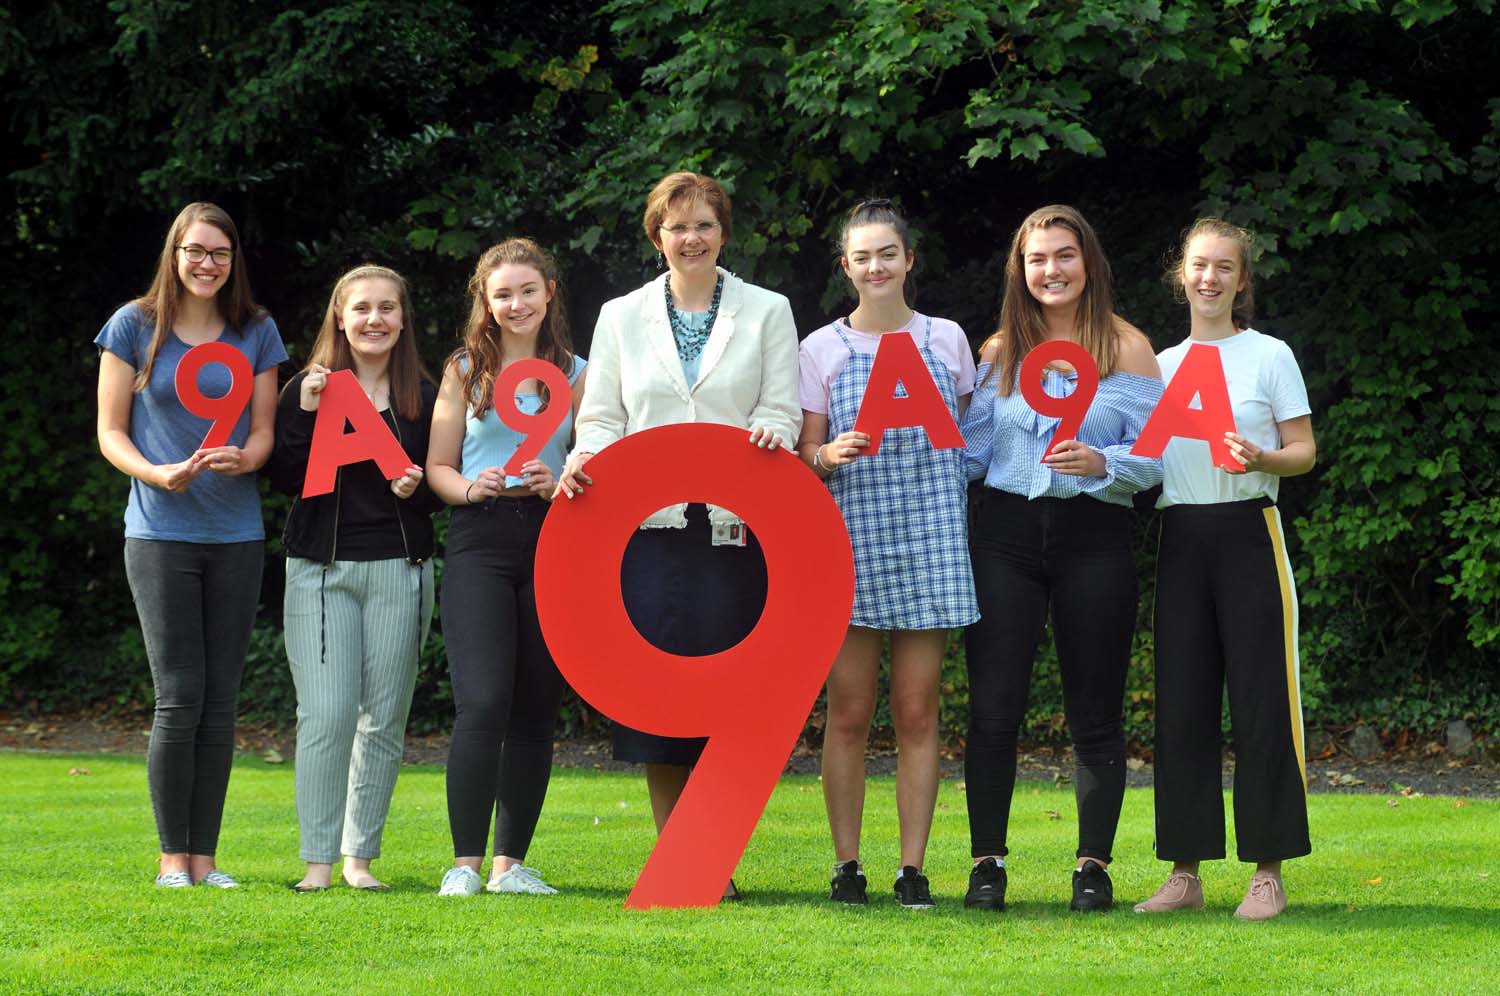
<box><xmin>267</xmin><ymin>371</ymin><xmax>442</xmax><ymax>564</ymax></box>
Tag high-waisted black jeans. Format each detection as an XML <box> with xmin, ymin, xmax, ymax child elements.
<box><xmin>442</xmin><ymin>496</ymin><xmax>564</xmax><ymax>860</ymax></box>
<box><xmin>964</xmin><ymin>488</ymin><xmax>1136</xmax><ymax>864</ymax></box>
<box><xmin>125</xmin><ymin>537</ymin><xmax>263</xmax><ymax>855</ymax></box>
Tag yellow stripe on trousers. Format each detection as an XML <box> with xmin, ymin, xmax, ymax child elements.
<box><xmin>1262</xmin><ymin>506</ymin><xmax>1307</xmax><ymax>792</ymax></box>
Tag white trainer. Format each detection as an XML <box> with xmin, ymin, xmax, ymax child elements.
<box><xmin>438</xmin><ymin>865</ymin><xmax>483</xmax><ymax>897</ymax></box>
<box><xmin>154</xmin><ymin>871</ymin><xmax>192</xmax><ymax>888</ymax></box>
<box><xmin>487</xmin><ymin>865</ymin><xmax>559</xmax><ymax>895</ymax></box>
<box><xmin>197</xmin><ymin>869</ymin><xmax>239</xmax><ymax>889</ymax></box>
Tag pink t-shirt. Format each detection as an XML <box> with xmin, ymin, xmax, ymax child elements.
<box><xmin>798</xmin><ymin>313</ymin><xmax>977</xmax><ymax>415</ymax></box>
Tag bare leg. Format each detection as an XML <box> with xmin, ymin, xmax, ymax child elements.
<box><xmin>821</xmin><ymin>628</ymin><xmax>883</xmax><ymax>864</ymax></box>
<box><xmin>644</xmin><ymin>763</ymin><xmax>692</xmax><ymax>833</ymax></box>
<box><xmin>888</xmin><ymin>630</ymin><xmax>944</xmax><ymax>870</ymax></box>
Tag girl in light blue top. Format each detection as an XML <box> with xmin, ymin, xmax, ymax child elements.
<box><xmin>95</xmin><ymin>201</ymin><xmax>287</xmax><ymax>889</ymax></box>
<box><xmin>427</xmin><ymin>238</ymin><xmax>585</xmax><ymax>897</ymax></box>
<box><xmin>958</xmin><ymin>205</ymin><xmax>1162</xmax><ymax>914</ymax></box>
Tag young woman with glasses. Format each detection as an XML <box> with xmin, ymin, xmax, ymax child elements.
<box><xmin>95</xmin><ymin>201</ymin><xmax>287</xmax><ymax>888</ymax></box>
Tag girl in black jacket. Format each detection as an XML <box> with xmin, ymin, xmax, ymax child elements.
<box><xmin>268</xmin><ymin>264</ymin><xmax>440</xmax><ymax>892</ymax></box>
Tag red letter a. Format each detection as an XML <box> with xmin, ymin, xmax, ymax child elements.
<box><xmin>1131</xmin><ymin>343</ymin><xmax>1239</xmax><ymax>471</ymax></box>
<box><xmin>302</xmin><ymin>369</ymin><xmax>414</xmax><ymax>497</ymax></box>
<box><xmin>852</xmin><ymin>331</ymin><xmax>964</xmax><ymax>456</ymax></box>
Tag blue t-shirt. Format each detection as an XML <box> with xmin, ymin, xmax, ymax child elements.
<box><xmin>95</xmin><ymin>303</ymin><xmax>289</xmax><ymax>542</ymax></box>
<box><xmin>461</xmin><ymin>354</ymin><xmax>587</xmax><ymax>486</ymax></box>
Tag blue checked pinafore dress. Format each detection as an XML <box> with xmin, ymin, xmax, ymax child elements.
<box><xmin>824</xmin><ymin>317</ymin><xmax>979</xmax><ymax>630</ymax></box>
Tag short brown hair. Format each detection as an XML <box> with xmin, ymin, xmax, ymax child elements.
<box><xmin>643</xmin><ymin>171</ymin><xmax>732</xmax><ymax>249</ymax></box>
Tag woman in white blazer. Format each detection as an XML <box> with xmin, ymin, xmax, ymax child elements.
<box><xmin>557</xmin><ymin>171</ymin><xmax>801</xmax><ymax>898</ymax></box>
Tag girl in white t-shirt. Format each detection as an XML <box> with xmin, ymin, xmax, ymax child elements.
<box><xmin>796</xmin><ymin>199</ymin><xmax>978</xmax><ymax>908</ymax></box>
<box><xmin>1134</xmin><ymin>219</ymin><xmax>1317</xmax><ymax>921</ymax></box>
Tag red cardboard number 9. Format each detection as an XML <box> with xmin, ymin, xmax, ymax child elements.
<box><xmin>534</xmin><ymin>423</ymin><xmax>855</xmax><ymax>908</ymax></box>
<box><xmin>174</xmin><ymin>342</ymin><xmax>254</xmax><ymax>449</ymax></box>
<box><xmin>493</xmin><ymin>359</ymin><xmax>572</xmax><ymax>476</ymax></box>
<box><xmin>1019</xmin><ymin>340</ymin><xmax>1099</xmax><ymax>462</ymax></box>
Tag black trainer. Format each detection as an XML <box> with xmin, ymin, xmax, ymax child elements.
<box><xmin>894</xmin><ymin>866</ymin><xmax>936</xmax><ymax>909</ymax></box>
<box><xmin>964</xmin><ymin>857</ymin><xmax>1007</xmax><ymax>911</ymax></box>
<box><xmin>1070</xmin><ymin>859</ymin><xmax>1114</xmax><ymax>911</ymax></box>
<box><xmin>829</xmin><ymin>860</ymin><xmax>867</xmax><ymax>905</ymax></box>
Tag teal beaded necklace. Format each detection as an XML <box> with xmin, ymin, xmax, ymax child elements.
<box><xmin>665</xmin><ymin>273</ymin><xmax>723</xmax><ymax>363</ymax></box>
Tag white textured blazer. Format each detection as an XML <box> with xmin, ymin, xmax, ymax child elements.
<box><xmin>572</xmin><ymin>266</ymin><xmax>802</xmax><ymax>529</ymax></box>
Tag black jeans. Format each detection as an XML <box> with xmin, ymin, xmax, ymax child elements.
<box><xmin>442</xmin><ymin>497</ymin><xmax>565</xmax><ymax>860</ymax></box>
<box><xmin>124</xmin><ymin>538</ymin><xmax>263</xmax><ymax>855</ymax></box>
<box><xmin>964</xmin><ymin>489</ymin><xmax>1136</xmax><ymax>864</ymax></box>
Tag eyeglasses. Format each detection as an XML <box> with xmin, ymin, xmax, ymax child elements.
<box><xmin>178</xmin><ymin>244</ymin><xmax>234</xmax><ymax>265</ymax></box>
<box><xmin>660</xmin><ymin>221</ymin><xmax>720</xmax><ymax>238</ymax></box>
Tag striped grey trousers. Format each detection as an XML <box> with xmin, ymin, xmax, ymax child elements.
<box><xmin>284</xmin><ymin>556</ymin><xmax>434</xmax><ymax>863</ymax></box>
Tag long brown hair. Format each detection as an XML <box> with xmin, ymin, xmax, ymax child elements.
<box><xmin>452</xmin><ymin>238</ymin><xmax>575</xmax><ymax>417</ymax></box>
<box><xmin>988</xmin><ymin>204</ymin><xmax>1126</xmax><ymax>395</ymax></box>
<box><xmin>1164</xmin><ymin>217</ymin><xmax>1258</xmax><ymax>330</ymax></box>
<box><xmin>131</xmin><ymin>201</ymin><xmax>265</xmax><ymax>391</ymax></box>
<box><xmin>302</xmin><ymin>264</ymin><xmax>432</xmax><ymax>421</ymax></box>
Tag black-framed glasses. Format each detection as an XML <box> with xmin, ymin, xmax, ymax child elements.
<box><xmin>660</xmin><ymin>221</ymin><xmax>720</xmax><ymax>238</ymax></box>
<box><xmin>178</xmin><ymin>244</ymin><xmax>234</xmax><ymax>265</ymax></box>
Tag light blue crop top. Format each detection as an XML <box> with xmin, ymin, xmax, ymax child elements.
<box><xmin>461</xmin><ymin>354</ymin><xmax>587</xmax><ymax>486</ymax></box>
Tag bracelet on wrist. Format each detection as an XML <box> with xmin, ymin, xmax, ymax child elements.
<box><xmin>813</xmin><ymin>445</ymin><xmax>832</xmax><ymax>473</ymax></box>
<box><xmin>465</xmin><ymin>481</ymin><xmax>477</xmax><ymax>504</ymax></box>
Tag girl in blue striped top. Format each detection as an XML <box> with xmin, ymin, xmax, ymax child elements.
<box><xmin>959</xmin><ymin>205</ymin><xmax>1163</xmax><ymax>913</ymax></box>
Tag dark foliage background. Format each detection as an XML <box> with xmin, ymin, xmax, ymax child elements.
<box><xmin>4</xmin><ymin>0</ymin><xmax>1496</xmax><ymax>745</ymax></box>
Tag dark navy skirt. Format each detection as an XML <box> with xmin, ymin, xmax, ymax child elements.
<box><xmin>612</xmin><ymin>504</ymin><xmax>768</xmax><ymax>766</ymax></box>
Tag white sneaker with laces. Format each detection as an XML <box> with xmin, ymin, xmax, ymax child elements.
<box><xmin>438</xmin><ymin>865</ymin><xmax>483</xmax><ymax>897</ymax></box>
<box><xmin>197</xmin><ymin>869</ymin><xmax>239</xmax><ymax>889</ymax></box>
<box><xmin>487</xmin><ymin>865</ymin><xmax>559</xmax><ymax>895</ymax></box>
<box><xmin>154</xmin><ymin>871</ymin><xmax>192</xmax><ymax>888</ymax></box>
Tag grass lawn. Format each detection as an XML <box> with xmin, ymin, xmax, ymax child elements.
<box><xmin>1</xmin><ymin>752</ymin><xmax>1496</xmax><ymax>995</ymax></box>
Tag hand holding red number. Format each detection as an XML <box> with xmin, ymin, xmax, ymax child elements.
<box><xmin>553</xmin><ymin>451</ymin><xmax>594</xmax><ymax>500</ymax></box>
<box><xmin>299</xmin><ymin>363</ymin><xmax>331</xmax><ymax>412</ymax></box>
<box><xmin>821</xmin><ymin>430</ymin><xmax>871</xmax><ymax>468</ymax></box>
<box><xmin>516</xmin><ymin>458</ymin><xmax>555</xmax><ymax>497</ymax></box>
<box><xmin>494</xmin><ymin>359</ymin><xmax>572</xmax><ymax>477</ymax></box>
<box><xmin>174</xmin><ymin>341</ymin><xmax>254</xmax><ymax>449</ymax></box>
<box><xmin>1019</xmin><ymin>340</ymin><xmax>1100</xmax><ymax>465</ymax></box>
<box><xmin>1223</xmin><ymin>432</ymin><xmax>1262</xmax><ymax>472</ymax></box>
<box><xmin>1042</xmin><ymin>438</ymin><xmax>1106</xmax><ymax>477</ymax></box>
<box><xmin>199</xmin><ymin>445</ymin><xmax>248</xmax><ymax>475</ymax></box>
<box><xmin>391</xmin><ymin>465</ymin><xmax>423</xmax><ymax>499</ymax></box>
<box><xmin>157</xmin><ymin>452</ymin><xmax>212</xmax><ymax>492</ymax></box>
<box><xmin>534</xmin><ymin>423</ymin><xmax>855</xmax><ymax>908</ymax></box>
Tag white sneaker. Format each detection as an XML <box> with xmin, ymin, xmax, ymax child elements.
<box><xmin>438</xmin><ymin>865</ymin><xmax>483</xmax><ymax>896</ymax></box>
<box><xmin>154</xmin><ymin>871</ymin><xmax>192</xmax><ymax>888</ymax></box>
<box><xmin>197</xmin><ymin>869</ymin><xmax>239</xmax><ymax>889</ymax></box>
<box><xmin>487</xmin><ymin>865</ymin><xmax>559</xmax><ymax>895</ymax></box>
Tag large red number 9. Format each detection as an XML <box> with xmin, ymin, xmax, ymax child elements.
<box><xmin>1018</xmin><ymin>340</ymin><xmax>1099</xmax><ymax>462</ymax></box>
<box><xmin>493</xmin><ymin>359</ymin><xmax>572</xmax><ymax>476</ymax></box>
<box><xmin>174</xmin><ymin>342</ymin><xmax>254</xmax><ymax>449</ymax></box>
<box><xmin>534</xmin><ymin>423</ymin><xmax>855</xmax><ymax>908</ymax></box>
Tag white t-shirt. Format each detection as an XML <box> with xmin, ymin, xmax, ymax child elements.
<box><xmin>1156</xmin><ymin>328</ymin><xmax>1310</xmax><ymax>507</ymax></box>
<box><xmin>798</xmin><ymin>313</ymin><xmax>976</xmax><ymax>415</ymax></box>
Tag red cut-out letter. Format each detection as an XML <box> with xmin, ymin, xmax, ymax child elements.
<box><xmin>851</xmin><ymin>331</ymin><xmax>964</xmax><ymax>455</ymax></box>
<box><xmin>1019</xmin><ymin>340</ymin><xmax>1099</xmax><ymax>463</ymax></box>
<box><xmin>533</xmin><ymin>423</ymin><xmax>854</xmax><ymax>909</ymax></box>
<box><xmin>301</xmin><ymin>369</ymin><xmax>414</xmax><ymax>498</ymax></box>
<box><xmin>1131</xmin><ymin>342</ymin><xmax>1239</xmax><ymax>472</ymax></box>
<box><xmin>174</xmin><ymin>342</ymin><xmax>253</xmax><ymax>449</ymax></box>
<box><xmin>494</xmin><ymin>359</ymin><xmax>573</xmax><ymax>476</ymax></box>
